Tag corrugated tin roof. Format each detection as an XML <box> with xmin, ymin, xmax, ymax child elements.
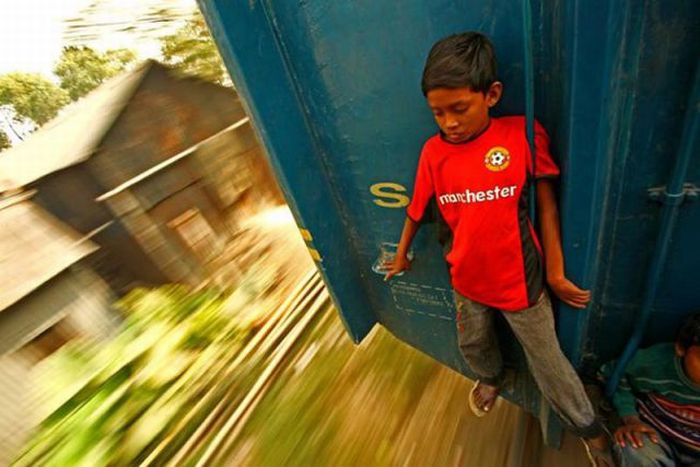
<box><xmin>0</xmin><ymin>192</ymin><xmax>98</xmax><ymax>311</ymax></box>
<box><xmin>0</xmin><ymin>60</ymin><xmax>157</xmax><ymax>191</ymax></box>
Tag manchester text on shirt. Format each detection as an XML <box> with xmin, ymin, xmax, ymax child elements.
<box><xmin>438</xmin><ymin>185</ymin><xmax>517</xmax><ymax>205</ymax></box>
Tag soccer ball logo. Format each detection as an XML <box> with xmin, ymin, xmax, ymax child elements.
<box><xmin>484</xmin><ymin>147</ymin><xmax>511</xmax><ymax>172</ymax></box>
<box><xmin>490</xmin><ymin>151</ymin><xmax>506</xmax><ymax>166</ymax></box>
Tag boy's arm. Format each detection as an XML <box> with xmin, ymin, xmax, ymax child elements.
<box><xmin>387</xmin><ymin>144</ymin><xmax>433</xmax><ymax>281</ymax></box>
<box><xmin>536</xmin><ymin>179</ymin><xmax>591</xmax><ymax>308</ymax></box>
<box><xmin>599</xmin><ymin>361</ymin><xmax>640</xmax><ymax>419</ymax></box>
<box><xmin>385</xmin><ymin>217</ymin><xmax>419</xmax><ymax>281</ymax></box>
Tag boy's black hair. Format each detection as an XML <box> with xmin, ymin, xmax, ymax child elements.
<box><xmin>677</xmin><ymin>313</ymin><xmax>700</xmax><ymax>349</ymax></box>
<box><xmin>421</xmin><ymin>31</ymin><xmax>498</xmax><ymax>96</ymax></box>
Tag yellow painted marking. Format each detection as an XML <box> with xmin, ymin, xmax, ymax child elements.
<box><xmin>308</xmin><ymin>248</ymin><xmax>322</xmax><ymax>262</ymax></box>
<box><xmin>370</xmin><ymin>182</ymin><xmax>410</xmax><ymax>208</ymax></box>
<box><xmin>300</xmin><ymin>229</ymin><xmax>312</xmax><ymax>242</ymax></box>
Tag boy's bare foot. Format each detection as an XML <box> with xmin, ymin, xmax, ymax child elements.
<box><xmin>468</xmin><ymin>380</ymin><xmax>499</xmax><ymax>417</ymax></box>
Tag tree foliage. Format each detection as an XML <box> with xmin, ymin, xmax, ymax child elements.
<box><xmin>0</xmin><ymin>73</ymin><xmax>70</xmax><ymax>126</ymax></box>
<box><xmin>160</xmin><ymin>12</ymin><xmax>227</xmax><ymax>85</ymax></box>
<box><xmin>0</xmin><ymin>129</ymin><xmax>10</xmax><ymax>151</ymax></box>
<box><xmin>54</xmin><ymin>46</ymin><xmax>137</xmax><ymax>101</ymax></box>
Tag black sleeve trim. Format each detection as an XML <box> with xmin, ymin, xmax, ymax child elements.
<box><xmin>406</xmin><ymin>198</ymin><xmax>438</xmax><ymax>225</ymax></box>
<box><xmin>406</xmin><ymin>209</ymin><xmax>421</xmax><ymax>223</ymax></box>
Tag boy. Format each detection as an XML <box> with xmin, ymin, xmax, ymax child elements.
<box><xmin>602</xmin><ymin>314</ymin><xmax>700</xmax><ymax>466</ymax></box>
<box><xmin>384</xmin><ymin>32</ymin><xmax>612</xmax><ymax>465</ymax></box>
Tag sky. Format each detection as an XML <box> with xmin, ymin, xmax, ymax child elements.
<box><xmin>0</xmin><ymin>0</ymin><xmax>86</xmax><ymax>75</ymax></box>
<box><xmin>0</xmin><ymin>0</ymin><xmax>195</xmax><ymax>76</ymax></box>
<box><xmin>0</xmin><ymin>0</ymin><xmax>196</xmax><ymax>145</ymax></box>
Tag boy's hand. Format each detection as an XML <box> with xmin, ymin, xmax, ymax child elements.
<box><xmin>384</xmin><ymin>254</ymin><xmax>411</xmax><ymax>281</ymax></box>
<box><xmin>547</xmin><ymin>276</ymin><xmax>591</xmax><ymax>309</ymax></box>
<box><xmin>614</xmin><ymin>416</ymin><xmax>660</xmax><ymax>448</ymax></box>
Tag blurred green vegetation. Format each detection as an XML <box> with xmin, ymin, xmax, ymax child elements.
<box><xmin>14</xmin><ymin>278</ymin><xmax>440</xmax><ymax>466</ymax></box>
<box><xmin>54</xmin><ymin>46</ymin><xmax>137</xmax><ymax>101</ymax></box>
<box><xmin>160</xmin><ymin>10</ymin><xmax>227</xmax><ymax>85</ymax></box>
<box><xmin>14</xmin><ymin>286</ymin><xmax>246</xmax><ymax>466</ymax></box>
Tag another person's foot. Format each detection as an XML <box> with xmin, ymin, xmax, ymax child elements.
<box><xmin>468</xmin><ymin>380</ymin><xmax>499</xmax><ymax>417</ymax></box>
<box><xmin>582</xmin><ymin>433</ymin><xmax>616</xmax><ymax>467</ymax></box>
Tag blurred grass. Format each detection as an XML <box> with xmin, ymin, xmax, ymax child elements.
<box><xmin>231</xmin><ymin>309</ymin><xmax>439</xmax><ymax>466</ymax></box>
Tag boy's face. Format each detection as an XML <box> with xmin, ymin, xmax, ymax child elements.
<box><xmin>426</xmin><ymin>82</ymin><xmax>502</xmax><ymax>144</ymax></box>
<box><xmin>676</xmin><ymin>343</ymin><xmax>700</xmax><ymax>384</ymax></box>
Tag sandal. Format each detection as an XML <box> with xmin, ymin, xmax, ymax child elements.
<box><xmin>582</xmin><ymin>439</ymin><xmax>616</xmax><ymax>467</ymax></box>
<box><xmin>468</xmin><ymin>380</ymin><xmax>499</xmax><ymax>417</ymax></box>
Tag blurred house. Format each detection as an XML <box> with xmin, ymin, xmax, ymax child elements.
<box><xmin>0</xmin><ymin>60</ymin><xmax>284</xmax><ymax>293</ymax></box>
<box><xmin>0</xmin><ymin>191</ymin><xmax>116</xmax><ymax>465</ymax></box>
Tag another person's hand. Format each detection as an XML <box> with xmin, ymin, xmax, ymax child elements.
<box><xmin>614</xmin><ymin>416</ymin><xmax>660</xmax><ymax>448</ymax></box>
<box><xmin>384</xmin><ymin>254</ymin><xmax>411</xmax><ymax>281</ymax></box>
<box><xmin>547</xmin><ymin>276</ymin><xmax>591</xmax><ymax>309</ymax></box>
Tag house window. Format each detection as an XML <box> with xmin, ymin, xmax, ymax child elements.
<box><xmin>168</xmin><ymin>209</ymin><xmax>222</xmax><ymax>261</ymax></box>
<box><xmin>216</xmin><ymin>155</ymin><xmax>254</xmax><ymax>207</ymax></box>
<box><xmin>16</xmin><ymin>319</ymin><xmax>79</xmax><ymax>364</ymax></box>
<box><xmin>231</xmin><ymin>158</ymin><xmax>253</xmax><ymax>193</ymax></box>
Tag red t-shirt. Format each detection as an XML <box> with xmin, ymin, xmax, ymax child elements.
<box><xmin>406</xmin><ymin>116</ymin><xmax>559</xmax><ymax>311</ymax></box>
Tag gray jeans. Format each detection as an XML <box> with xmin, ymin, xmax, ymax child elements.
<box><xmin>615</xmin><ymin>431</ymin><xmax>700</xmax><ymax>467</ymax></box>
<box><xmin>454</xmin><ymin>290</ymin><xmax>603</xmax><ymax>438</ymax></box>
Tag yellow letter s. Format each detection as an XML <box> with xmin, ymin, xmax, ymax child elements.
<box><xmin>370</xmin><ymin>182</ymin><xmax>410</xmax><ymax>208</ymax></box>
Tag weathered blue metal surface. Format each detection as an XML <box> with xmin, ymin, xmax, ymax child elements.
<box><xmin>199</xmin><ymin>0</ymin><xmax>700</xmax><ymax>446</ymax></box>
<box><xmin>606</xmin><ymin>63</ymin><xmax>700</xmax><ymax>397</ymax></box>
<box><xmin>559</xmin><ymin>0</ymin><xmax>700</xmax><ymax>369</ymax></box>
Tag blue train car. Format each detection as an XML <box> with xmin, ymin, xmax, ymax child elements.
<box><xmin>198</xmin><ymin>0</ymin><xmax>699</xmax><ymax>446</ymax></box>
